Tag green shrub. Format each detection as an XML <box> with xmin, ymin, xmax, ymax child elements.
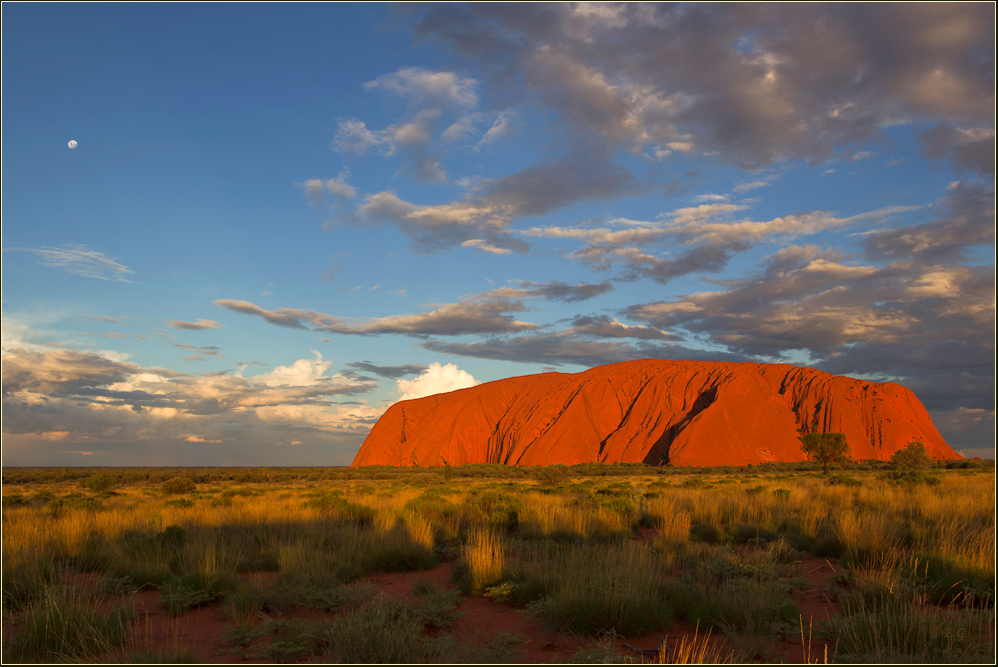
<box><xmin>534</xmin><ymin>465</ymin><xmax>572</xmax><ymax>487</ymax></box>
<box><xmin>883</xmin><ymin>470</ymin><xmax>941</xmax><ymax>485</ymax></box>
<box><xmin>470</xmin><ymin>489</ymin><xmax>524</xmax><ymax>530</ymax></box>
<box><xmin>163</xmin><ymin>498</ymin><xmax>194</xmax><ymax>509</ymax></box>
<box><xmin>730</xmin><ymin>524</ymin><xmax>777</xmax><ymax>544</ymax></box>
<box><xmin>690</xmin><ymin>522</ymin><xmax>725</xmax><ymax>544</ymax></box>
<box><xmin>82</xmin><ymin>473</ymin><xmax>117</xmax><ymax>495</ymax></box>
<box><xmin>159</xmin><ymin>573</ymin><xmax>226</xmax><ymax>616</ymax></box>
<box><xmin>826</xmin><ymin>474</ymin><xmax>862</xmax><ymax>486</ymax></box>
<box><xmin>799</xmin><ymin>432</ymin><xmax>851</xmax><ymax>473</ymax></box>
<box><xmin>891</xmin><ymin>441</ymin><xmax>934</xmax><ymax>469</ymax></box>
<box><xmin>161</xmin><ymin>477</ymin><xmax>196</xmax><ymax>494</ymax></box>
<box><xmin>411</xmin><ymin>581</ymin><xmax>464</xmax><ymax>629</ymax></box>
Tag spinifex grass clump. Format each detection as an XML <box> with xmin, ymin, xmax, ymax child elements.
<box><xmin>5</xmin><ymin>584</ymin><xmax>132</xmax><ymax>662</ymax></box>
<box><xmin>654</xmin><ymin>624</ymin><xmax>737</xmax><ymax>664</ymax></box>
<box><xmin>325</xmin><ymin>594</ymin><xmax>429</xmax><ymax>663</ymax></box>
<box><xmin>461</xmin><ymin>528</ymin><xmax>505</xmax><ymax>595</ymax></box>
<box><xmin>517</xmin><ymin>541</ymin><xmax>678</xmax><ymax>636</ymax></box>
<box><xmin>682</xmin><ymin>544</ymin><xmax>799</xmax><ymax>639</ymax></box>
<box><xmin>832</xmin><ymin>595</ymin><xmax>994</xmax><ymax>663</ymax></box>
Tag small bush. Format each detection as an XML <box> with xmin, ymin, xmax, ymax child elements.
<box><xmin>159</xmin><ymin>573</ymin><xmax>225</xmax><ymax>616</ymax></box>
<box><xmin>883</xmin><ymin>470</ymin><xmax>941</xmax><ymax>485</ymax></box>
<box><xmin>826</xmin><ymin>474</ymin><xmax>862</xmax><ymax>487</ymax></box>
<box><xmin>891</xmin><ymin>441</ymin><xmax>934</xmax><ymax>469</ymax></box>
<box><xmin>82</xmin><ymin>472</ymin><xmax>117</xmax><ymax>495</ymax></box>
<box><xmin>411</xmin><ymin>581</ymin><xmax>464</xmax><ymax>629</ymax></box>
<box><xmin>690</xmin><ymin>522</ymin><xmax>725</xmax><ymax>544</ymax></box>
<box><xmin>534</xmin><ymin>465</ymin><xmax>571</xmax><ymax>487</ymax></box>
<box><xmin>161</xmin><ymin>477</ymin><xmax>196</xmax><ymax>495</ymax></box>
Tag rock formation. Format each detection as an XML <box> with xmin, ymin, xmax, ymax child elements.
<box><xmin>351</xmin><ymin>360</ymin><xmax>959</xmax><ymax>467</ymax></box>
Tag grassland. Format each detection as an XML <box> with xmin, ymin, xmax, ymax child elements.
<box><xmin>2</xmin><ymin>459</ymin><xmax>995</xmax><ymax>663</ymax></box>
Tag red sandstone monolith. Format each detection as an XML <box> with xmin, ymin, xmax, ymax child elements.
<box><xmin>351</xmin><ymin>360</ymin><xmax>959</xmax><ymax>467</ymax></box>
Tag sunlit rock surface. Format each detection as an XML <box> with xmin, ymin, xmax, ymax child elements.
<box><xmin>351</xmin><ymin>360</ymin><xmax>959</xmax><ymax>467</ymax></box>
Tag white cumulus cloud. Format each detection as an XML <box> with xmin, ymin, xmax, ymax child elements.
<box><xmin>396</xmin><ymin>362</ymin><xmax>478</xmax><ymax>402</ymax></box>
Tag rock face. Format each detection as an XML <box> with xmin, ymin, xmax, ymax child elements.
<box><xmin>351</xmin><ymin>360</ymin><xmax>960</xmax><ymax>467</ymax></box>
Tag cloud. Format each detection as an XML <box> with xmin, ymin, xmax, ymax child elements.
<box><xmin>479</xmin><ymin>109</ymin><xmax>517</xmax><ymax>145</ymax></box>
<box><xmin>396</xmin><ymin>362</ymin><xmax>478</xmax><ymax>402</ymax></box>
<box><xmin>1</xmin><ymin>346</ymin><xmax>383</xmax><ymax>464</ymax></box>
<box><xmin>461</xmin><ymin>239</ymin><xmax>512</xmax><ymax>255</ymax></box>
<box><xmin>920</xmin><ymin>125</ymin><xmax>996</xmax><ymax>175</ymax></box>
<box><xmin>350</xmin><ymin>151</ymin><xmax>639</xmax><ymax>253</ymax></box>
<box><xmin>255</xmin><ymin>350</ymin><xmax>331</xmax><ymax>386</ymax></box>
<box><xmin>168</xmin><ymin>342</ymin><xmax>222</xmax><ymax>359</ymax></box>
<box><xmin>332</xmin><ymin>119</ymin><xmax>390</xmax><ymax>155</ymax></box>
<box><xmin>215</xmin><ymin>295</ymin><xmax>538</xmax><ymax>337</ymax></box>
<box><xmin>184</xmin><ymin>435</ymin><xmax>221</xmax><ymax>444</ymax></box>
<box><xmin>166</xmin><ymin>319</ymin><xmax>223</xmax><ymax>330</ymax></box>
<box><xmin>363</xmin><ymin>67</ymin><xmax>478</xmax><ymax>109</ymax></box>
<box><xmin>215</xmin><ymin>281</ymin><xmax>608</xmax><ymax>338</ymax></box>
<box><xmin>522</xmin><ymin>201</ymin><xmax>919</xmax><ymax>284</ymax></box>
<box><xmin>7</xmin><ymin>244</ymin><xmax>136</xmax><ymax>282</ymax></box>
<box><xmin>346</xmin><ymin>361</ymin><xmax>429</xmax><ymax>379</ymax></box>
<box><xmin>410</xmin><ymin>4</ymin><xmax>994</xmax><ymax>167</ymax></box>
<box><xmin>421</xmin><ymin>334</ymin><xmax>744</xmax><ymax>368</ymax></box>
<box><xmin>484</xmin><ymin>280</ymin><xmax>614</xmax><ymax>303</ymax></box>
<box><xmin>863</xmin><ymin>182</ymin><xmax>995</xmax><ymax>263</ymax></box>
<box><xmin>565</xmin><ymin>314</ymin><xmax>676</xmax><ymax>341</ymax></box>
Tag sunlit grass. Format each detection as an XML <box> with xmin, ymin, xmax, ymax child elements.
<box><xmin>2</xmin><ymin>465</ymin><xmax>994</xmax><ymax>662</ymax></box>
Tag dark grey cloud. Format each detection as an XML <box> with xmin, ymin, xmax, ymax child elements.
<box><xmin>345</xmin><ymin>361</ymin><xmax>429</xmax><ymax>379</ymax></box>
<box><xmin>170</xmin><ymin>342</ymin><xmax>223</xmax><ymax>358</ymax></box>
<box><xmin>920</xmin><ymin>125</ymin><xmax>996</xmax><ymax>175</ymax></box>
<box><xmin>421</xmin><ymin>333</ymin><xmax>745</xmax><ymax>368</ymax></box>
<box><xmin>2</xmin><ymin>349</ymin><xmax>141</xmax><ymax>397</ymax></box>
<box><xmin>615</xmin><ymin>245</ymin><xmax>738</xmax><ymax>285</ymax></box>
<box><xmin>410</xmin><ymin>3</ymin><xmax>994</xmax><ymax>169</ymax></box>
<box><xmin>625</xmin><ymin>247</ymin><xmax>993</xmax><ymax>359</ymax></box>
<box><xmin>352</xmin><ymin>150</ymin><xmax>640</xmax><ymax>254</ymax></box>
<box><xmin>566</xmin><ymin>314</ymin><xmax>676</xmax><ymax>341</ymax></box>
<box><xmin>863</xmin><ymin>182</ymin><xmax>995</xmax><ymax>263</ymax></box>
<box><xmin>216</xmin><ymin>296</ymin><xmax>538</xmax><ymax>337</ymax></box>
<box><xmin>215</xmin><ymin>281</ymin><xmax>611</xmax><ymax>338</ymax></box>
<box><xmin>498</xmin><ymin>280</ymin><xmax>614</xmax><ymax>303</ymax></box>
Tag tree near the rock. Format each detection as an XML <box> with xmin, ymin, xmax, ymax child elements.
<box><xmin>891</xmin><ymin>440</ymin><xmax>934</xmax><ymax>469</ymax></box>
<box><xmin>799</xmin><ymin>432</ymin><xmax>851</xmax><ymax>474</ymax></box>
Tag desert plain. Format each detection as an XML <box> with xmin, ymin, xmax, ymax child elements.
<box><xmin>2</xmin><ymin>459</ymin><xmax>994</xmax><ymax>663</ymax></box>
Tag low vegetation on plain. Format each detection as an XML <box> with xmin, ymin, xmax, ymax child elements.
<box><xmin>1</xmin><ymin>458</ymin><xmax>994</xmax><ymax>663</ymax></box>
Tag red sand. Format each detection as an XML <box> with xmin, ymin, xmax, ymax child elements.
<box><xmin>56</xmin><ymin>546</ymin><xmax>845</xmax><ymax>664</ymax></box>
<box><xmin>353</xmin><ymin>359</ymin><xmax>959</xmax><ymax>467</ymax></box>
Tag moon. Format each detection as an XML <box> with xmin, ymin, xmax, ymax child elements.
<box><xmin>68</xmin><ymin>140</ymin><xmax>78</xmax><ymax>149</ymax></box>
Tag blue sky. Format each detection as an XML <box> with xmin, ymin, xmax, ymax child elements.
<box><xmin>3</xmin><ymin>4</ymin><xmax>994</xmax><ymax>466</ymax></box>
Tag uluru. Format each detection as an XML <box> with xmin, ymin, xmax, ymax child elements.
<box><xmin>352</xmin><ymin>360</ymin><xmax>960</xmax><ymax>468</ymax></box>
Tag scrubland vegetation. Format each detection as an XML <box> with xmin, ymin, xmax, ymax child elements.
<box><xmin>2</xmin><ymin>459</ymin><xmax>995</xmax><ymax>663</ymax></box>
